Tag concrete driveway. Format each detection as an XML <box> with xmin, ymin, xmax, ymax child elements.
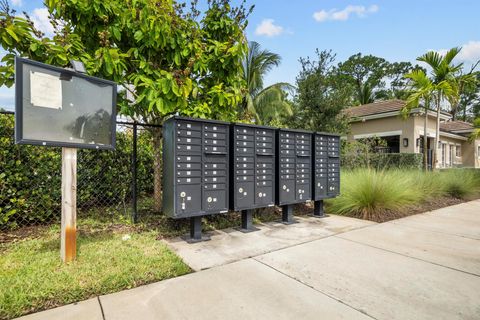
<box><xmin>17</xmin><ymin>200</ymin><xmax>480</xmax><ymax>320</ymax></box>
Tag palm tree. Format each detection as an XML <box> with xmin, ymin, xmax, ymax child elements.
<box><xmin>242</xmin><ymin>41</ymin><xmax>294</xmax><ymax>124</ymax></box>
<box><xmin>402</xmin><ymin>69</ymin><xmax>434</xmax><ymax>171</ymax></box>
<box><xmin>415</xmin><ymin>48</ymin><xmax>462</xmax><ymax>169</ymax></box>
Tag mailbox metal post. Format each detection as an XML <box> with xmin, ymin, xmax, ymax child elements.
<box><xmin>241</xmin><ymin>209</ymin><xmax>254</xmax><ymax>230</ymax></box>
<box><xmin>190</xmin><ymin>216</ymin><xmax>202</xmax><ymax>240</ymax></box>
<box><xmin>276</xmin><ymin>128</ymin><xmax>313</xmax><ymax>223</ymax></box>
<box><xmin>230</xmin><ymin>123</ymin><xmax>276</xmax><ymax>231</ymax></box>
<box><xmin>163</xmin><ymin>116</ymin><xmax>230</xmax><ymax>241</ymax></box>
<box><xmin>313</xmin><ymin>200</ymin><xmax>324</xmax><ymax>217</ymax></box>
<box><xmin>282</xmin><ymin>205</ymin><xmax>294</xmax><ymax>224</ymax></box>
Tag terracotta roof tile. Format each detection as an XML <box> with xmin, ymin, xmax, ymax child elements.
<box><xmin>440</xmin><ymin>120</ymin><xmax>474</xmax><ymax>132</ymax></box>
<box><xmin>344</xmin><ymin>100</ymin><xmax>406</xmax><ymax>118</ymax></box>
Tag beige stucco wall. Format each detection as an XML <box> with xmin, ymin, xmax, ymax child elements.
<box><xmin>462</xmin><ymin>138</ymin><xmax>480</xmax><ymax>168</ymax></box>
<box><xmin>349</xmin><ymin>113</ymin><xmax>479</xmax><ymax>168</ymax></box>
<box><xmin>347</xmin><ymin>115</ymin><xmax>416</xmax><ymax>153</ymax></box>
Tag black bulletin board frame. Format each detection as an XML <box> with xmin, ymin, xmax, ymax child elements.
<box><xmin>14</xmin><ymin>56</ymin><xmax>117</xmax><ymax>150</ymax></box>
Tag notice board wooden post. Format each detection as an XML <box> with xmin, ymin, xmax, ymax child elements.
<box><xmin>61</xmin><ymin>147</ymin><xmax>77</xmax><ymax>263</ymax></box>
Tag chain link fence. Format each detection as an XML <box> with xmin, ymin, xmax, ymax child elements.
<box><xmin>0</xmin><ymin>111</ymin><xmax>161</xmax><ymax>232</ymax></box>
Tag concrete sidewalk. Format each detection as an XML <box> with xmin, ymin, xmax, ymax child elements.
<box><xmin>17</xmin><ymin>200</ymin><xmax>480</xmax><ymax>320</ymax></box>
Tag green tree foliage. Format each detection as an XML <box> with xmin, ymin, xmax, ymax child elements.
<box><xmin>0</xmin><ymin>0</ymin><xmax>250</xmax><ymax>120</ymax></box>
<box><xmin>241</xmin><ymin>41</ymin><xmax>293</xmax><ymax>125</ymax></box>
<box><xmin>0</xmin><ymin>0</ymin><xmax>252</xmax><ymax>211</ymax></box>
<box><xmin>337</xmin><ymin>53</ymin><xmax>423</xmax><ymax>104</ymax></box>
<box><xmin>290</xmin><ymin>49</ymin><xmax>350</xmax><ymax>133</ymax></box>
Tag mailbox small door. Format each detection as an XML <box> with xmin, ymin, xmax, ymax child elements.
<box><xmin>235</xmin><ymin>181</ymin><xmax>255</xmax><ymax>208</ymax></box>
<box><xmin>176</xmin><ymin>184</ymin><xmax>202</xmax><ymax>216</ymax></box>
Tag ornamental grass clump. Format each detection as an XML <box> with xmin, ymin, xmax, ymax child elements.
<box><xmin>440</xmin><ymin>169</ymin><xmax>480</xmax><ymax>199</ymax></box>
<box><xmin>328</xmin><ymin>169</ymin><xmax>422</xmax><ymax>221</ymax></box>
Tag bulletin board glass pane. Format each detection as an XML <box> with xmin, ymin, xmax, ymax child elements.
<box><xmin>15</xmin><ymin>57</ymin><xmax>116</xmax><ymax>149</ymax></box>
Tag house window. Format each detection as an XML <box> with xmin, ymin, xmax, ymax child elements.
<box><xmin>456</xmin><ymin>145</ymin><xmax>461</xmax><ymax>157</ymax></box>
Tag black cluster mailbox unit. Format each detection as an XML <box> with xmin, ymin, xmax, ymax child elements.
<box><xmin>276</xmin><ymin>129</ymin><xmax>313</xmax><ymax>223</ymax></box>
<box><xmin>312</xmin><ymin>132</ymin><xmax>341</xmax><ymax>216</ymax></box>
<box><xmin>163</xmin><ymin>117</ymin><xmax>230</xmax><ymax>240</ymax></box>
<box><xmin>230</xmin><ymin>124</ymin><xmax>276</xmax><ymax>230</ymax></box>
<box><xmin>163</xmin><ymin>116</ymin><xmax>341</xmax><ymax>241</ymax></box>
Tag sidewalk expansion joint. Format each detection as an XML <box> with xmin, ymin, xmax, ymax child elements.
<box><xmin>97</xmin><ymin>296</ymin><xmax>106</xmax><ymax>320</ymax></box>
<box><xmin>252</xmin><ymin>257</ymin><xmax>378</xmax><ymax>320</ymax></box>
<box><xmin>335</xmin><ymin>235</ymin><xmax>480</xmax><ymax>278</ymax></box>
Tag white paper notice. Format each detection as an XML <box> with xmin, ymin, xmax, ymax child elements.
<box><xmin>30</xmin><ymin>71</ymin><xmax>63</xmax><ymax>109</ymax></box>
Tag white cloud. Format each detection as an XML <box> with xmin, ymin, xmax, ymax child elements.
<box><xmin>313</xmin><ymin>4</ymin><xmax>379</xmax><ymax>22</ymax></box>
<box><xmin>432</xmin><ymin>41</ymin><xmax>480</xmax><ymax>63</ymax></box>
<box><xmin>11</xmin><ymin>0</ymin><xmax>22</xmax><ymax>6</ymax></box>
<box><xmin>255</xmin><ymin>19</ymin><xmax>284</xmax><ymax>37</ymax></box>
<box><xmin>31</xmin><ymin>8</ymin><xmax>54</xmax><ymax>36</ymax></box>
<box><xmin>458</xmin><ymin>41</ymin><xmax>480</xmax><ymax>62</ymax></box>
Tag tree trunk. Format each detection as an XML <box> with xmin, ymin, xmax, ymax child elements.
<box><xmin>423</xmin><ymin>108</ymin><xmax>428</xmax><ymax>171</ymax></box>
<box><xmin>433</xmin><ymin>97</ymin><xmax>441</xmax><ymax>170</ymax></box>
<box><xmin>152</xmin><ymin>126</ymin><xmax>163</xmax><ymax>213</ymax></box>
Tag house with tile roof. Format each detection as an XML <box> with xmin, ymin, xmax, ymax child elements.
<box><xmin>345</xmin><ymin>99</ymin><xmax>480</xmax><ymax>168</ymax></box>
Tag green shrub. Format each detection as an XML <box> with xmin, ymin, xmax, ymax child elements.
<box><xmin>341</xmin><ymin>151</ymin><xmax>423</xmax><ymax>170</ymax></box>
<box><xmin>327</xmin><ymin>169</ymin><xmax>422</xmax><ymax>220</ymax></box>
<box><xmin>0</xmin><ymin>114</ymin><xmax>154</xmax><ymax>229</ymax></box>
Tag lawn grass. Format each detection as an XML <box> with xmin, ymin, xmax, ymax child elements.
<box><xmin>0</xmin><ymin>227</ymin><xmax>191</xmax><ymax>319</ymax></box>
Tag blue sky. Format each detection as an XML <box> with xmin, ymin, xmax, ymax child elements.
<box><xmin>1</xmin><ymin>0</ymin><xmax>480</xmax><ymax>110</ymax></box>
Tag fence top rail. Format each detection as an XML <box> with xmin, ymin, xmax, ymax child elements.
<box><xmin>1</xmin><ymin>111</ymin><xmax>163</xmax><ymax>128</ymax></box>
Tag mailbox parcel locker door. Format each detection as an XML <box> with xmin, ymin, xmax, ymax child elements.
<box><xmin>231</xmin><ymin>125</ymin><xmax>276</xmax><ymax>210</ymax></box>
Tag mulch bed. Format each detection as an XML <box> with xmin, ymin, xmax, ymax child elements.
<box><xmin>361</xmin><ymin>196</ymin><xmax>469</xmax><ymax>223</ymax></box>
